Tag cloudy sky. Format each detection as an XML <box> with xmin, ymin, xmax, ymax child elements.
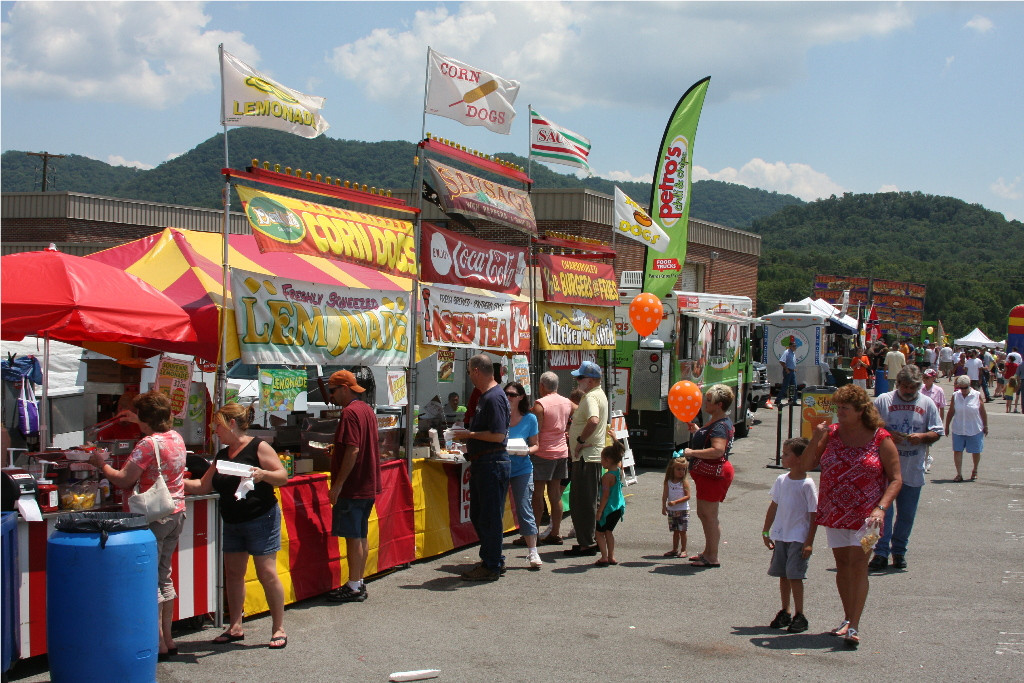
<box><xmin>2</xmin><ymin>1</ymin><xmax>1022</xmax><ymax>220</ymax></box>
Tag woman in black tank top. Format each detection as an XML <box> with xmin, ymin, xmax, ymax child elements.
<box><xmin>184</xmin><ymin>403</ymin><xmax>290</xmax><ymax>649</ymax></box>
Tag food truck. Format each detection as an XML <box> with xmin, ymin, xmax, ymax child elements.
<box><xmin>613</xmin><ymin>289</ymin><xmax>763</xmax><ymax>463</ymax></box>
<box><xmin>760</xmin><ymin>299</ymin><xmax>858</xmax><ymax>397</ymax></box>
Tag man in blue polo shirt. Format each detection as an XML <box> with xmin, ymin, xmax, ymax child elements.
<box><xmin>776</xmin><ymin>339</ymin><xmax>798</xmax><ymax>406</ymax></box>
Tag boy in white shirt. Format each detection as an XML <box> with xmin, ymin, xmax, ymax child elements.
<box><xmin>763</xmin><ymin>437</ymin><xmax>818</xmax><ymax>633</ymax></box>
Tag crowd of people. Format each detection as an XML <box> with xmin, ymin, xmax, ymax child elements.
<box><xmin>92</xmin><ymin>341</ymin><xmax>1012</xmax><ymax>656</ymax></box>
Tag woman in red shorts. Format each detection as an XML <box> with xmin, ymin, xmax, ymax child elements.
<box><xmin>682</xmin><ymin>384</ymin><xmax>736</xmax><ymax>568</ymax></box>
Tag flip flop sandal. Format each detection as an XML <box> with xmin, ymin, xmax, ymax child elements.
<box><xmin>269</xmin><ymin>635</ymin><xmax>287</xmax><ymax>650</ymax></box>
<box><xmin>844</xmin><ymin>628</ymin><xmax>860</xmax><ymax>649</ymax></box>
<box><xmin>688</xmin><ymin>554</ymin><xmax>702</xmax><ymax>562</ymax></box>
<box><xmin>953</xmin><ymin>474</ymin><xmax>964</xmax><ymax>482</ymax></box>
<box><xmin>212</xmin><ymin>631</ymin><xmax>245</xmax><ymax>644</ymax></box>
<box><xmin>689</xmin><ymin>554</ymin><xmax>721</xmax><ymax>568</ymax></box>
<box><xmin>664</xmin><ymin>550</ymin><xmax>681</xmax><ymax>557</ymax></box>
<box><xmin>829</xmin><ymin>619</ymin><xmax>851</xmax><ymax>636</ymax></box>
<box><xmin>970</xmin><ymin>470</ymin><xmax>978</xmax><ymax>480</ymax></box>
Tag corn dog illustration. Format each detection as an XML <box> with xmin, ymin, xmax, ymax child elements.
<box><xmin>449</xmin><ymin>79</ymin><xmax>498</xmax><ymax>107</ymax></box>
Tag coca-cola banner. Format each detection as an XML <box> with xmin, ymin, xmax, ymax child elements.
<box><xmin>420</xmin><ymin>284</ymin><xmax>530</xmax><ymax>353</ymax></box>
<box><xmin>537</xmin><ymin>254</ymin><xmax>618</xmax><ymax>307</ymax></box>
<box><xmin>420</xmin><ymin>222</ymin><xmax>528</xmax><ymax>295</ymax></box>
<box><xmin>537</xmin><ymin>301</ymin><xmax>616</xmax><ymax>351</ymax></box>
<box><xmin>426</xmin><ymin>159</ymin><xmax>538</xmax><ymax>235</ymax></box>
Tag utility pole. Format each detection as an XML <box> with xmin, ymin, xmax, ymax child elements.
<box><xmin>25</xmin><ymin>151</ymin><xmax>65</xmax><ymax>191</ymax></box>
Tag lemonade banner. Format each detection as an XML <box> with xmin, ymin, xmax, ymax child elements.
<box><xmin>420</xmin><ymin>222</ymin><xmax>528</xmax><ymax>295</ymax></box>
<box><xmin>387</xmin><ymin>371</ymin><xmax>408</xmax><ymax>406</ymax></box>
<box><xmin>155</xmin><ymin>357</ymin><xmax>193</xmax><ymax>425</ymax></box>
<box><xmin>537</xmin><ymin>254</ymin><xmax>618</xmax><ymax>307</ymax></box>
<box><xmin>231</xmin><ymin>268</ymin><xmax>411</xmax><ymax>366</ymax></box>
<box><xmin>259</xmin><ymin>368</ymin><xmax>307</xmax><ymax>412</ymax></box>
<box><xmin>236</xmin><ymin>186</ymin><xmax>416</xmax><ymax>279</ymax></box>
<box><xmin>426</xmin><ymin>159</ymin><xmax>537</xmax><ymax>235</ymax></box>
<box><xmin>420</xmin><ymin>284</ymin><xmax>530</xmax><ymax>353</ymax></box>
<box><xmin>537</xmin><ymin>301</ymin><xmax>616</xmax><ymax>351</ymax></box>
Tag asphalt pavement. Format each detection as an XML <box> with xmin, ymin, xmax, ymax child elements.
<box><xmin>10</xmin><ymin>384</ymin><xmax>1024</xmax><ymax>682</ymax></box>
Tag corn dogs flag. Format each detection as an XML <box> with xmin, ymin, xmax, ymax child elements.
<box><xmin>425</xmin><ymin>48</ymin><xmax>520</xmax><ymax>135</ymax></box>
<box><xmin>643</xmin><ymin>77</ymin><xmax>710</xmax><ymax>299</ymax></box>
<box><xmin>614</xmin><ymin>187</ymin><xmax>669</xmax><ymax>253</ymax></box>
<box><xmin>529</xmin><ymin>109</ymin><xmax>592</xmax><ymax>173</ymax></box>
<box><xmin>220</xmin><ymin>46</ymin><xmax>329</xmax><ymax>138</ymax></box>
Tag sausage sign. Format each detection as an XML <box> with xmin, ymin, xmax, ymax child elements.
<box><xmin>424</xmin><ymin>48</ymin><xmax>520</xmax><ymax>135</ymax></box>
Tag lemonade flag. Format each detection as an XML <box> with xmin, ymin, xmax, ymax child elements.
<box><xmin>259</xmin><ymin>368</ymin><xmax>307</xmax><ymax>412</ymax></box>
<box><xmin>220</xmin><ymin>47</ymin><xmax>329</xmax><ymax>138</ymax></box>
<box><xmin>643</xmin><ymin>77</ymin><xmax>710</xmax><ymax>298</ymax></box>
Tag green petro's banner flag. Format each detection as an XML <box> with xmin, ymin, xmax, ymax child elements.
<box><xmin>643</xmin><ymin>77</ymin><xmax>710</xmax><ymax>299</ymax></box>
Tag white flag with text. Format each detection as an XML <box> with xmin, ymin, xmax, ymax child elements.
<box><xmin>424</xmin><ymin>48</ymin><xmax>519</xmax><ymax>135</ymax></box>
<box><xmin>221</xmin><ymin>48</ymin><xmax>329</xmax><ymax>138</ymax></box>
<box><xmin>614</xmin><ymin>187</ymin><xmax>670</xmax><ymax>253</ymax></box>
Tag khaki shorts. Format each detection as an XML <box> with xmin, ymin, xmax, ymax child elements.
<box><xmin>151</xmin><ymin>510</ymin><xmax>186</xmax><ymax>603</ymax></box>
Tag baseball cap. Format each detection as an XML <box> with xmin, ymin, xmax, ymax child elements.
<box><xmin>328</xmin><ymin>370</ymin><xmax>365</xmax><ymax>393</ymax></box>
<box><xmin>570</xmin><ymin>361</ymin><xmax>602</xmax><ymax>379</ymax></box>
<box><xmin>923</xmin><ymin>368</ymin><xmax>938</xmax><ymax>377</ymax></box>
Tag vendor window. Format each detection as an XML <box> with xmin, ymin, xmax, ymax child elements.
<box><xmin>710</xmin><ymin>323</ymin><xmax>728</xmax><ymax>358</ymax></box>
<box><xmin>677</xmin><ymin>316</ymin><xmax>698</xmax><ymax>359</ymax></box>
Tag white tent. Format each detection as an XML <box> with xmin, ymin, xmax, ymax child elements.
<box><xmin>954</xmin><ymin>327</ymin><xmax>1000</xmax><ymax>348</ymax></box>
<box><xmin>795</xmin><ymin>297</ymin><xmax>859</xmax><ymax>334</ymax></box>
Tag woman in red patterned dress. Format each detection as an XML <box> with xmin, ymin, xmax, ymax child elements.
<box><xmin>798</xmin><ymin>384</ymin><xmax>901</xmax><ymax>649</ymax></box>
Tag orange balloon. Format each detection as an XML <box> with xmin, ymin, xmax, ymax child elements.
<box><xmin>629</xmin><ymin>293</ymin><xmax>663</xmax><ymax>337</ymax></box>
<box><xmin>668</xmin><ymin>380</ymin><xmax>703</xmax><ymax>423</ymax></box>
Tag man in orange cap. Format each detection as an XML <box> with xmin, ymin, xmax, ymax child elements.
<box><xmin>325</xmin><ymin>370</ymin><xmax>381</xmax><ymax>603</ymax></box>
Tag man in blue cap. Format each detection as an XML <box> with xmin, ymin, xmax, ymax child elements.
<box><xmin>564</xmin><ymin>361</ymin><xmax>609</xmax><ymax>557</ymax></box>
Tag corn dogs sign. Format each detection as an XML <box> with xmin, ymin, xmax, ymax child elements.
<box><xmin>425</xmin><ymin>48</ymin><xmax>520</xmax><ymax>135</ymax></box>
<box><xmin>426</xmin><ymin>160</ymin><xmax>537</xmax><ymax>235</ymax></box>
<box><xmin>231</xmin><ymin>269</ymin><xmax>411</xmax><ymax>366</ymax></box>
<box><xmin>236</xmin><ymin>186</ymin><xmax>416</xmax><ymax>278</ymax></box>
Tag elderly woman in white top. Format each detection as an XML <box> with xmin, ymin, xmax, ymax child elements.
<box><xmin>945</xmin><ymin>375</ymin><xmax>988</xmax><ymax>482</ymax></box>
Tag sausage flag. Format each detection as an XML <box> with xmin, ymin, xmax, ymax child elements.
<box><xmin>529</xmin><ymin>108</ymin><xmax>591</xmax><ymax>172</ymax></box>
<box><xmin>221</xmin><ymin>47</ymin><xmax>329</xmax><ymax>138</ymax></box>
<box><xmin>642</xmin><ymin>77</ymin><xmax>710</xmax><ymax>298</ymax></box>
<box><xmin>614</xmin><ymin>187</ymin><xmax>669</xmax><ymax>253</ymax></box>
<box><xmin>424</xmin><ymin>48</ymin><xmax>520</xmax><ymax>135</ymax></box>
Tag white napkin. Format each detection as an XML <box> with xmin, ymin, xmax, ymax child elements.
<box><xmin>234</xmin><ymin>477</ymin><xmax>255</xmax><ymax>500</ymax></box>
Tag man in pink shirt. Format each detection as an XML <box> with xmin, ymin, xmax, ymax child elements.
<box><xmin>919</xmin><ymin>369</ymin><xmax>946</xmax><ymax>473</ymax></box>
<box><xmin>531</xmin><ymin>371</ymin><xmax>573</xmax><ymax>544</ymax></box>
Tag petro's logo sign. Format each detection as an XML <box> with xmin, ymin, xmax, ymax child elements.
<box><xmin>657</xmin><ymin>135</ymin><xmax>689</xmax><ymax>228</ymax></box>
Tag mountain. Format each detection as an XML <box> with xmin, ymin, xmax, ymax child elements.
<box><xmin>750</xmin><ymin>191</ymin><xmax>1024</xmax><ymax>339</ymax></box>
<box><xmin>1</xmin><ymin>128</ymin><xmax>800</xmax><ymax>227</ymax></box>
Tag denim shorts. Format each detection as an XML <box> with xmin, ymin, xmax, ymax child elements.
<box><xmin>223</xmin><ymin>504</ymin><xmax>281</xmax><ymax>556</ymax></box>
<box><xmin>952</xmin><ymin>432</ymin><xmax>984</xmax><ymax>453</ymax></box>
<box><xmin>332</xmin><ymin>498</ymin><xmax>375</xmax><ymax>539</ymax></box>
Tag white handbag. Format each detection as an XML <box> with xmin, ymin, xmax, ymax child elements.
<box><xmin>127</xmin><ymin>436</ymin><xmax>176</xmax><ymax>522</ymax></box>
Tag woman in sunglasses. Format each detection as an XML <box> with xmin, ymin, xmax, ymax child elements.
<box><xmin>505</xmin><ymin>382</ymin><xmax>543</xmax><ymax>569</ymax></box>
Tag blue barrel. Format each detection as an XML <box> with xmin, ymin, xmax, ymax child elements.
<box><xmin>875</xmin><ymin>369</ymin><xmax>889</xmax><ymax>396</ymax></box>
<box><xmin>47</xmin><ymin>512</ymin><xmax>157</xmax><ymax>683</ymax></box>
<box><xmin>1</xmin><ymin>511</ymin><xmax>19</xmax><ymax>673</ymax></box>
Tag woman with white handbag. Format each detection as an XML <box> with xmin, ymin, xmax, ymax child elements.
<box><xmin>91</xmin><ymin>390</ymin><xmax>187</xmax><ymax>661</ymax></box>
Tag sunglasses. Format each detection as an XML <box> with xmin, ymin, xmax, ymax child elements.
<box><xmin>505</xmin><ymin>391</ymin><xmax>521</xmax><ymax>398</ymax></box>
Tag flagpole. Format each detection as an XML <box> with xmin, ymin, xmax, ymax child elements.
<box><xmin>216</xmin><ymin>43</ymin><xmax>231</xmax><ymax>411</ymax></box>
<box><xmin>526</xmin><ymin>103</ymin><xmax>533</xmax><ymax>180</ymax></box>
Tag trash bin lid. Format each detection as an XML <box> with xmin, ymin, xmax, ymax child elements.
<box><xmin>55</xmin><ymin>511</ymin><xmax>149</xmax><ymax>533</ymax></box>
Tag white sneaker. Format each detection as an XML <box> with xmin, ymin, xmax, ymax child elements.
<box><xmin>925</xmin><ymin>455</ymin><xmax>934</xmax><ymax>473</ymax></box>
<box><xmin>528</xmin><ymin>549</ymin><xmax>543</xmax><ymax>569</ymax></box>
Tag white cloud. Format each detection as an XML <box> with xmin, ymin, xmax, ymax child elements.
<box><xmin>328</xmin><ymin>2</ymin><xmax>915</xmax><ymax>110</ymax></box>
<box><xmin>991</xmin><ymin>177</ymin><xmax>1022</xmax><ymax>201</ymax></box>
<box><xmin>604</xmin><ymin>169</ymin><xmax>653</xmax><ymax>184</ymax></box>
<box><xmin>964</xmin><ymin>15</ymin><xmax>994</xmax><ymax>33</ymax></box>
<box><xmin>0</xmin><ymin>2</ymin><xmax>256</xmax><ymax>108</ymax></box>
<box><xmin>693</xmin><ymin>159</ymin><xmax>845</xmax><ymax>201</ymax></box>
<box><xmin>877</xmin><ymin>184</ymin><xmax>900</xmax><ymax>193</ymax></box>
<box><xmin>107</xmin><ymin>155</ymin><xmax>154</xmax><ymax>170</ymax></box>
<box><xmin>166</xmin><ymin>151</ymin><xmax>185</xmax><ymax>162</ymax></box>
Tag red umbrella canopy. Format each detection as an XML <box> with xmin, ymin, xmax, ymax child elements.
<box><xmin>1</xmin><ymin>249</ymin><xmax>197</xmax><ymax>348</ymax></box>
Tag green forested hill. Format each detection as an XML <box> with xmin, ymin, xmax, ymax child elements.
<box><xmin>1</xmin><ymin>129</ymin><xmax>799</xmax><ymax>227</ymax></box>
<box><xmin>751</xmin><ymin>191</ymin><xmax>1024</xmax><ymax>339</ymax></box>
<box><xmin>4</xmin><ymin>132</ymin><xmax>1019</xmax><ymax>337</ymax></box>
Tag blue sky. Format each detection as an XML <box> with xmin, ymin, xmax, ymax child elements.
<box><xmin>2</xmin><ymin>1</ymin><xmax>1022</xmax><ymax>220</ymax></box>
